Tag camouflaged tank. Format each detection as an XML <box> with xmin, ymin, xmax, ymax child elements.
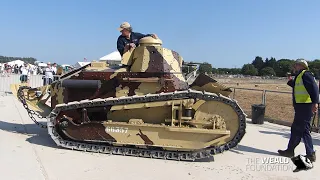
<box><xmin>11</xmin><ymin>36</ymin><xmax>246</xmax><ymax>161</ymax></box>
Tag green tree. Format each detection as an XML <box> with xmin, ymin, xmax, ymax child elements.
<box><xmin>265</xmin><ymin>58</ymin><xmax>269</xmax><ymax>67</ymax></box>
<box><xmin>212</xmin><ymin>68</ymin><xmax>219</xmax><ymax>74</ymax></box>
<box><xmin>0</xmin><ymin>55</ymin><xmax>37</xmax><ymax>64</ymax></box>
<box><xmin>241</xmin><ymin>64</ymin><xmax>258</xmax><ymax>76</ymax></box>
<box><xmin>211</xmin><ymin>68</ymin><xmax>241</xmax><ymax>75</ymax></box>
<box><xmin>199</xmin><ymin>62</ymin><xmax>213</xmax><ymax>74</ymax></box>
<box><xmin>267</xmin><ymin>57</ymin><xmax>277</xmax><ymax>69</ymax></box>
<box><xmin>274</xmin><ymin>59</ymin><xmax>295</xmax><ymax>77</ymax></box>
<box><xmin>260</xmin><ymin>67</ymin><xmax>276</xmax><ymax>76</ymax></box>
<box><xmin>308</xmin><ymin>59</ymin><xmax>320</xmax><ymax>79</ymax></box>
<box><xmin>228</xmin><ymin>68</ymin><xmax>241</xmax><ymax>74</ymax></box>
<box><xmin>252</xmin><ymin>56</ymin><xmax>264</xmax><ymax>71</ymax></box>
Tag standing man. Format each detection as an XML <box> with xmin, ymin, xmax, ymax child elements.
<box><xmin>43</xmin><ymin>62</ymin><xmax>54</xmax><ymax>85</ymax></box>
<box><xmin>116</xmin><ymin>22</ymin><xmax>158</xmax><ymax>56</ymax></box>
<box><xmin>278</xmin><ymin>59</ymin><xmax>319</xmax><ymax>162</ymax></box>
<box><xmin>20</xmin><ymin>63</ymin><xmax>30</xmax><ymax>83</ymax></box>
<box><xmin>51</xmin><ymin>63</ymin><xmax>58</xmax><ymax>81</ymax></box>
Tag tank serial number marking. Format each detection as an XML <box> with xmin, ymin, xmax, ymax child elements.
<box><xmin>105</xmin><ymin>127</ymin><xmax>128</xmax><ymax>133</ymax></box>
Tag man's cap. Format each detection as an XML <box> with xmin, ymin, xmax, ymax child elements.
<box><xmin>295</xmin><ymin>58</ymin><xmax>308</xmax><ymax>69</ymax></box>
<box><xmin>117</xmin><ymin>22</ymin><xmax>131</xmax><ymax>31</ymax></box>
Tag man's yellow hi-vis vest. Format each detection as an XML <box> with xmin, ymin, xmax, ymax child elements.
<box><xmin>294</xmin><ymin>70</ymin><xmax>314</xmax><ymax>103</ymax></box>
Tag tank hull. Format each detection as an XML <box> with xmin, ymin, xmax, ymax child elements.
<box><xmin>12</xmin><ymin>36</ymin><xmax>246</xmax><ymax>161</ymax></box>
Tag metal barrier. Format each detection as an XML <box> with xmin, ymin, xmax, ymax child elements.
<box><xmin>0</xmin><ymin>74</ymin><xmax>60</xmax><ymax>93</ymax></box>
<box><xmin>185</xmin><ymin>69</ymin><xmax>198</xmax><ymax>83</ymax></box>
<box><xmin>231</xmin><ymin>87</ymin><xmax>320</xmax><ymax>132</ymax></box>
<box><xmin>232</xmin><ymin>87</ymin><xmax>291</xmax><ymax>105</ymax></box>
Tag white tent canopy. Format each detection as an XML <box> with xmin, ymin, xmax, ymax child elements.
<box><xmin>37</xmin><ymin>62</ymin><xmax>47</xmax><ymax>67</ymax></box>
<box><xmin>7</xmin><ymin>60</ymin><xmax>24</xmax><ymax>66</ymax></box>
<box><xmin>99</xmin><ymin>51</ymin><xmax>121</xmax><ymax>61</ymax></box>
<box><xmin>74</xmin><ymin>62</ymin><xmax>90</xmax><ymax>68</ymax></box>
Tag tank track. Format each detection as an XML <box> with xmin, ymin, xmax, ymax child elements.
<box><xmin>45</xmin><ymin>89</ymin><xmax>246</xmax><ymax>161</ymax></box>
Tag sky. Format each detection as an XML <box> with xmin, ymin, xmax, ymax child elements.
<box><xmin>0</xmin><ymin>0</ymin><xmax>319</xmax><ymax>68</ymax></box>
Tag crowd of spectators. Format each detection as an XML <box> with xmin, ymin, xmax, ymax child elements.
<box><xmin>1</xmin><ymin>63</ymin><xmax>40</xmax><ymax>75</ymax></box>
<box><xmin>19</xmin><ymin>62</ymin><xmax>58</xmax><ymax>85</ymax></box>
<box><xmin>0</xmin><ymin>61</ymin><xmax>74</xmax><ymax>85</ymax></box>
<box><xmin>0</xmin><ymin>62</ymin><xmax>59</xmax><ymax>75</ymax></box>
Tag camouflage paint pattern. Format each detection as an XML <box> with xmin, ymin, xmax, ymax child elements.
<box><xmin>50</xmin><ymin>37</ymin><xmax>189</xmax><ymax>107</ymax></box>
<box><xmin>12</xmin><ymin>36</ymin><xmax>244</xmax><ymax>151</ymax></box>
<box><xmin>190</xmin><ymin>73</ymin><xmax>233</xmax><ymax>97</ymax></box>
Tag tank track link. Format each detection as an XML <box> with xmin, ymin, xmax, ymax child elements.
<box><xmin>45</xmin><ymin>89</ymin><xmax>246</xmax><ymax>161</ymax></box>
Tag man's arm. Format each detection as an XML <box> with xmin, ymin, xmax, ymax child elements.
<box><xmin>133</xmin><ymin>32</ymin><xmax>148</xmax><ymax>39</ymax></box>
<box><xmin>287</xmin><ymin>79</ymin><xmax>294</xmax><ymax>87</ymax></box>
<box><xmin>135</xmin><ymin>32</ymin><xmax>157</xmax><ymax>39</ymax></box>
<box><xmin>302</xmin><ymin>71</ymin><xmax>319</xmax><ymax>104</ymax></box>
<box><xmin>117</xmin><ymin>37</ymin><xmax>125</xmax><ymax>56</ymax></box>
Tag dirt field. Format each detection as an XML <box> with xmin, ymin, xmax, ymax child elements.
<box><xmin>214</xmin><ymin>78</ymin><xmax>316</xmax><ymax>124</ymax></box>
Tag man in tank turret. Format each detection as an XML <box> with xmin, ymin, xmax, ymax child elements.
<box><xmin>116</xmin><ymin>22</ymin><xmax>158</xmax><ymax>56</ymax></box>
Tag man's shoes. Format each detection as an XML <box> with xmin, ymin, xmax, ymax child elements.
<box><xmin>306</xmin><ymin>152</ymin><xmax>316</xmax><ymax>162</ymax></box>
<box><xmin>278</xmin><ymin>149</ymin><xmax>295</xmax><ymax>157</ymax></box>
<box><xmin>291</xmin><ymin>154</ymin><xmax>314</xmax><ymax>172</ymax></box>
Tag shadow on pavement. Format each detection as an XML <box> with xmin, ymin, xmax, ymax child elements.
<box><xmin>259</xmin><ymin>130</ymin><xmax>320</xmax><ymax>146</ymax></box>
<box><xmin>5</xmin><ymin>118</ymin><xmax>304</xmax><ymax>161</ymax></box>
<box><xmin>259</xmin><ymin>130</ymin><xmax>290</xmax><ymax>138</ymax></box>
<box><xmin>230</xmin><ymin>145</ymin><xmax>279</xmax><ymax>156</ymax></box>
<box><xmin>0</xmin><ymin>120</ymin><xmax>58</xmax><ymax>149</ymax></box>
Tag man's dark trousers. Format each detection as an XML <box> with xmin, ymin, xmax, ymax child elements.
<box><xmin>287</xmin><ymin>103</ymin><xmax>314</xmax><ymax>155</ymax></box>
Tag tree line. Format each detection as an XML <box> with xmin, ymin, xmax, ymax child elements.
<box><xmin>2</xmin><ymin>54</ymin><xmax>320</xmax><ymax>78</ymax></box>
<box><xmin>0</xmin><ymin>55</ymin><xmax>37</xmax><ymax>64</ymax></box>
<box><xmin>194</xmin><ymin>56</ymin><xmax>320</xmax><ymax>78</ymax></box>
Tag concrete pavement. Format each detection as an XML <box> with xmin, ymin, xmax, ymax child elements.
<box><xmin>0</xmin><ymin>94</ymin><xmax>320</xmax><ymax>180</ymax></box>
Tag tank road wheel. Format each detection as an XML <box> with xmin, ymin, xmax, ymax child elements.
<box><xmin>193</xmin><ymin>100</ymin><xmax>240</xmax><ymax>147</ymax></box>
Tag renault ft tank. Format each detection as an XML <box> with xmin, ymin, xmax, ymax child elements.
<box><xmin>11</xmin><ymin>37</ymin><xmax>246</xmax><ymax>161</ymax></box>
